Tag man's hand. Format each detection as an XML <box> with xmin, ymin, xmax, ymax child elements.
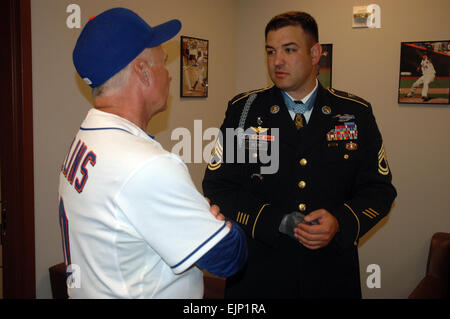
<box><xmin>206</xmin><ymin>197</ymin><xmax>232</xmax><ymax>229</ymax></box>
<box><xmin>294</xmin><ymin>209</ymin><xmax>339</xmax><ymax>250</ymax></box>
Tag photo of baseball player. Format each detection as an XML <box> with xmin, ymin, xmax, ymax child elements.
<box><xmin>191</xmin><ymin>50</ymin><xmax>207</xmax><ymax>91</ymax></box>
<box><xmin>406</xmin><ymin>54</ymin><xmax>436</xmax><ymax>101</ymax></box>
<box><xmin>398</xmin><ymin>41</ymin><xmax>450</xmax><ymax>104</ymax></box>
<box><xmin>181</xmin><ymin>36</ymin><xmax>208</xmax><ymax>97</ymax></box>
<box><xmin>59</xmin><ymin>8</ymin><xmax>247</xmax><ymax>299</ymax></box>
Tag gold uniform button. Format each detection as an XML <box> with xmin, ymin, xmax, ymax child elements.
<box><xmin>298</xmin><ymin>181</ymin><xmax>306</xmax><ymax>189</ymax></box>
<box><xmin>300</xmin><ymin>158</ymin><xmax>308</xmax><ymax>166</ymax></box>
<box><xmin>298</xmin><ymin>203</ymin><xmax>306</xmax><ymax>212</ymax></box>
<box><xmin>344</xmin><ymin>154</ymin><xmax>350</xmax><ymax>160</ymax></box>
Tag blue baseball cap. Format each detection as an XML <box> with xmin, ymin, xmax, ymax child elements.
<box><xmin>73</xmin><ymin>7</ymin><xmax>181</xmax><ymax>88</ymax></box>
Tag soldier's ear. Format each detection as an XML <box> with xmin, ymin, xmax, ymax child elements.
<box><xmin>310</xmin><ymin>43</ymin><xmax>322</xmax><ymax>65</ymax></box>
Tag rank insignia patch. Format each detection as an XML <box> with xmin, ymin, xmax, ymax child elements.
<box><xmin>327</xmin><ymin>122</ymin><xmax>358</xmax><ymax>141</ymax></box>
<box><xmin>378</xmin><ymin>143</ymin><xmax>390</xmax><ymax>175</ymax></box>
<box><xmin>208</xmin><ymin>138</ymin><xmax>223</xmax><ymax>171</ymax></box>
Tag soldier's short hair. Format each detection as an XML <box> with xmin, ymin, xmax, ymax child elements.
<box><xmin>265</xmin><ymin>11</ymin><xmax>319</xmax><ymax>46</ymax></box>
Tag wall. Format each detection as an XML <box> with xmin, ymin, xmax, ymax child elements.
<box><xmin>32</xmin><ymin>0</ymin><xmax>450</xmax><ymax>299</ymax></box>
<box><xmin>235</xmin><ymin>0</ymin><xmax>450</xmax><ymax>298</ymax></box>
<box><xmin>31</xmin><ymin>0</ymin><xmax>238</xmax><ymax>298</ymax></box>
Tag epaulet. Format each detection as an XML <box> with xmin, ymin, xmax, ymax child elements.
<box><xmin>327</xmin><ymin>88</ymin><xmax>370</xmax><ymax>108</ymax></box>
<box><xmin>231</xmin><ymin>86</ymin><xmax>273</xmax><ymax>105</ymax></box>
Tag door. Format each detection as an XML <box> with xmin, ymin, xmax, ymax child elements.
<box><xmin>1</xmin><ymin>168</ymin><xmax>3</xmax><ymax>298</ymax></box>
<box><xmin>0</xmin><ymin>0</ymin><xmax>35</xmax><ymax>298</ymax></box>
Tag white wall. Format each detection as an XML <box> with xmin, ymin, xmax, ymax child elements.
<box><xmin>235</xmin><ymin>0</ymin><xmax>450</xmax><ymax>298</ymax></box>
<box><xmin>31</xmin><ymin>0</ymin><xmax>238</xmax><ymax>298</ymax></box>
<box><xmin>31</xmin><ymin>0</ymin><xmax>450</xmax><ymax>299</ymax></box>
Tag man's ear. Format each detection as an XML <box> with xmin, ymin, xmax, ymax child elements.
<box><xmin>310</xmin><ymin>42</ymin><xmax>322</xmax><ymax>65</ymax></box>
<box><xmin>134</xmin><ymin>59</ymin><xmax>150</xmax><ymax>86</ymax></box>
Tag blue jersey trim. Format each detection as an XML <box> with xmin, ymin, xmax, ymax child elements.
<box><xmin>80</xmin><ymin>127</ymin><xmax>154</xmax><ymax>139</ymax></box>
<box><xmin>171</xmin><ymin>222</ymin><xmax>227</xmax><ymax>269</ymax></box>
<box><xmin>80</xmin><ymin>127</ymin><xmax>132</xmax><ymax>134</ymax></box>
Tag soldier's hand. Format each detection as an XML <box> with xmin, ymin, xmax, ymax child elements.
<box><xmin>294</xmin><ymin>209</ymin><xmax>339</xmax><ymax>250</ymax></box>
<box><xmin>206</xmin><ymin>197</ymin><xmax>232</xmax><ymax>229</ymax></box>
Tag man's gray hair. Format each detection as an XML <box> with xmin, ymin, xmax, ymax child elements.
<box><xmin>91</xmin><ymin>48</ymin><xmax>153</xmax><ymax>99</ymax></box>
<box><xmin>92</xmin><ymin>62</ymin><xmax>133</xmax><ymax>98</ymax></box>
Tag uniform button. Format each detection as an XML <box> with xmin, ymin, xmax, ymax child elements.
<box><xmin>344</xmin><ymin>154</ymin><xmax>349</xmax><ymax>160</ymax></box>
<box><xmin>298</xmin><ymin>181</ymin><xmax>306</xmax><ymax>189</ymax></box>
<box><xmin>298</xmin><ymin>203</ymin><xmax>306</xmax><ymax>212</ymax></box>
<box><xmin>252</xmin><ymin>152</ymin><xmax>258</xmax><ymax>159</ymax></box>
<box><xmin>300</xmin><ymin>158</ymin><xmax>308</xmax><ymax>166</ymax></box>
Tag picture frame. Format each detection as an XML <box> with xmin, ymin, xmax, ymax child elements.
<box><xmin>398</xmin><ymin>41</ymin><xmax>450</xmax><ymax>105</ymax></box>
<box><xmin>180</xmin><ymin>36</ymin><xmax>209</xmax><ymax>97</ymax></box>
<box><xmin>318</xmin><ymin>43</ymin><xmax>333</xmax><ymax>89</ymax></box>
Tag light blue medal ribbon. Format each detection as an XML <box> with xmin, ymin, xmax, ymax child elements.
<box><xmin>282</xmin><ymin>89</ymin><xmax>317</xmax><ymax>114</ymax></box>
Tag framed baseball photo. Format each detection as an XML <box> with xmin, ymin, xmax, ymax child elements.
<box><xmin>398</xmin><ymin>41</ymin><xmax>450</xmax><ymax>105</ymax></box>
<box><xmin>180</xmin><ymin>36</ymin><xmax>209</xmax><ymax>98</ymax></box>
<box><xmin>318</xmin><ymin>43</ymin><xmax>333</xmax><ymax>89</ymax></box>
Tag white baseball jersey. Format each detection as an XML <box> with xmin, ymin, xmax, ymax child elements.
<box><xmin>58</xmin><ymin>108</ymin><xmax>229</xmax><ymax>299</ymax></box>
<box><xmin>195</xmin><ymin>56</ymin><xmax>206</xmax><ymax>84</ymax></box>
<box><xmin>421</xmin><ymin>58</ymin><xmax>435</xmax><ymax>76</ymax></box>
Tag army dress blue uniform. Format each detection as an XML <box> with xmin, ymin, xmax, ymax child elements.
<box><xmin>202</xmin><ymin>83</ymin><xmax>397</xmax><ymax>298</ymax></box>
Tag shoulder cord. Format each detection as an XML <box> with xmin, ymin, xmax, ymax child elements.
<box><xmin>237</xmin><ymin>93</ymin><xmax>257</xmax><ymax>147</ymax></box>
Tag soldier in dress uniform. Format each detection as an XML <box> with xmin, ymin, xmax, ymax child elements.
<box><xmin>202</xmin><ymin>11</ymin><xmax>396</xmax><ymax>298</ymax></box>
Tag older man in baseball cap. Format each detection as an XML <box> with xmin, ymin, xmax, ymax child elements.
<box><xmin>60</xmin><ymin>8</ymin><xmax>247</xmax><ymax>299</ymax></box>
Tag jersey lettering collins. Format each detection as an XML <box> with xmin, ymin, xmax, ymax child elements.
<box><xmin>59</xmin><ymin>108</ymin><xmax>230</xmax><ymax>298</ymax></box>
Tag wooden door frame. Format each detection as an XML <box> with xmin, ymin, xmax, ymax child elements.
<box><xmin>0</xmin><ymin>0</ymin><xmax>36</xmax><ymax>298</ymax></box>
